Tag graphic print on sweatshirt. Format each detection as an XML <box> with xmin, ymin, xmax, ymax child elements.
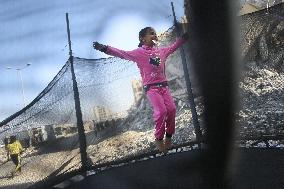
<box><xmin>149</xmin><ymin>56</ymin><xmax>161</xmax><ymax>66</ymax></box>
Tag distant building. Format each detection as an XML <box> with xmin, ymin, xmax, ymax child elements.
<box><xmin>239</xmin><ymin>2</ymin><xmax>261</xmax><ymax>15</ymax></box>
<box><xmin>131</xmin><ymin>79</ymin><xmax>143</xmax><ymax>104</ymax></box>
<box><xmin>250</xmin><ymin>0</ymin><xmax>284</xmax><ymax>8</ymax></box>
<box><xmin>239</xmin><ymin>0</ymin><xmax>283</xmax><ymax>16</ymax></box>
<box><xmin>93</xmin><ymin>106</ymin><xmax>112</xmax><ymax>122</ymax></box>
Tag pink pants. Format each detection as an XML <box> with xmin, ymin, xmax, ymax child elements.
<box><xmin>146</xmin><ymin>86</ymin><xmax>176</xmax><ymax>140</ymax></box>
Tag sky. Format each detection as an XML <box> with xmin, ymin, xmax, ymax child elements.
<box><xmin>0</xmin><ymin>0</ymin><xmax>185</xmax><ymax>121</ymax></box>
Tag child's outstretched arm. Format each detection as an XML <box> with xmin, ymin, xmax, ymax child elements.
<box><xmin>162</xmin><ymin>32</ymin><xmax>189</xmax><ymax>58</ymax></box>
<box><xmin>181</xmin><ymin>32</ymin><xmax>189</xmax><ymax>41</ymax></box>
<box><xmin>93</xmin><ymin>41</ymin><xmax>137</xmax><ymax>62</ymax></box>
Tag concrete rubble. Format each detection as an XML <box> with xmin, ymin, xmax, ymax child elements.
<box><xmin>0</xmin><ymin>3</ymin><xmax>283</xmax><ymax>188</ymax></box>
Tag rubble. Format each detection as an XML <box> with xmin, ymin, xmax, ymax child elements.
<box><xmin>0</xmin><ymin>4</ymin><xmax>283</xmax><ymax>188</ymax></box>
<box><xmin>238</xmin><ymin>4</ymin><xmax>284</xmax><ymax>138</ymax></box>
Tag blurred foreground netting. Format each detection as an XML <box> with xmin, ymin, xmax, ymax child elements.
<box><xmin>0</xmin><ymin>3</ymin><xmax>284</xmax><ymax>188</ymax></box>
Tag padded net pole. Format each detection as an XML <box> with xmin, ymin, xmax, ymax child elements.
<box><xmin>171</xmin><ymin>2</ymin><xmax>202</xmax><ymax>147</ymax></box>
<box><xmin>66</xmin><ymin>13</ymin><xmax>88</xmax><ymax>170</ymax></box>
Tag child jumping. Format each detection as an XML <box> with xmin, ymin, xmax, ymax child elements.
<box><xmin>93</xmin><ymin>27</ymin><xmax>188</xmax><ymax>152</ymax></box>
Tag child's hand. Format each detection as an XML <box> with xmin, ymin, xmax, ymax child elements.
<box><xmin>93</xmin><ymin>42</ymin><xmax>107</xmax><ymax>52</ymax></box>
<box><xmin>181</xmin><ymin>32</ymin><xmax>189</xmax><ymax>41</ymax></box>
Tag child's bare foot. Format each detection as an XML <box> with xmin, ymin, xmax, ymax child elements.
<box><xmin>155</xmin><ymin>139</ymin><xmax>165</xmax><ymax>152</ymax></box>
<box><xmin>164</xmin><ymin>137</ymin><xmax>172</xmax><ymax>150</ymax></box>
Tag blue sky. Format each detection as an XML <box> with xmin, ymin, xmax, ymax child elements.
<box><xmin>0</xmin><ymin>0</ymin><xmax>185</xmax><ymax>121</ymax></box>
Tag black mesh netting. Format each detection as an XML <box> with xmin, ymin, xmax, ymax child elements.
<box><xmin>0</xmin><ymin>3</ymin><xmax>284</xmax><ymax>188</ymax></box>
<box><xmin>0</xmin><ymin>26</ymin><xmax>199</xmax><ymax>188</ymax></box>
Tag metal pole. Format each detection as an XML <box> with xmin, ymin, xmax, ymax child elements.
<box><xmin>6</xmin><ymin>64</ymin><xmax>30</xmax><ymax>108</ymax></box>
<box><xmin>266</xmin><ymin>0</ymin><xmax>270</xmax><ymax>14</ymax></box>
<box><xmin>171</xmin><ymin>2</ymin><xmax>202</xmax><ymax>148</ymax></box>
<box><xmin>66</xmin><ymin>13</ymin><xmax>88</xmax><ymax>170</ymax></box>
<box><xmin>17</xmin><ymin>69</ymin><xmax>26</xmax><ymax>107</ymax></box>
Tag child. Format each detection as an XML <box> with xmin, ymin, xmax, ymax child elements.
<box><xmin>7</xmin><ymin>135</ymin><xmax>23</xmax><ymax>177</ymax></box>
<box><xmin>93</xmin><ymin>27</ymin><xmax>188</xmax><ymax>152</ymax></box>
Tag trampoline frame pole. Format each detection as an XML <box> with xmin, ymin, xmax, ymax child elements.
<box><xmin>171</xmin><ymin>2</ymin><xmax>202</xmax><ymax>148</ymax></box>
<box><xmin>66</xmin><ymin>13</ymin><xmax>88</xmax><ymax>170</ymax></box>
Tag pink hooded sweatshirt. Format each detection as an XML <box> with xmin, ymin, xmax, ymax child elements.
<box><xmin>106</xmin><ymin>38</ymin><xmax>185</xmax><ymax>86</ymax></box>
